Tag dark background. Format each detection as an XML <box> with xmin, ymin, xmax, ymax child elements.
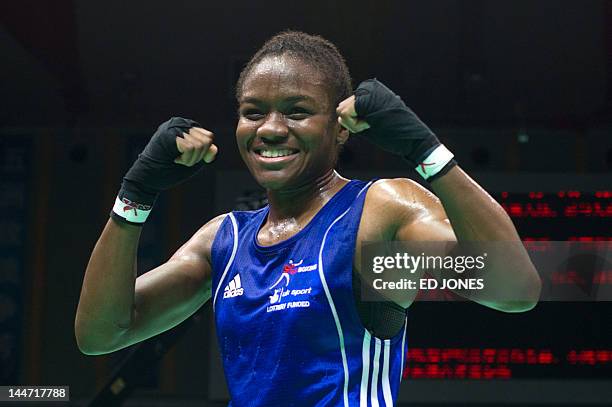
<box><xmin>0</xmin><ymin>0</ymin><xmax>611</xmax><ymax>405</ymax></box>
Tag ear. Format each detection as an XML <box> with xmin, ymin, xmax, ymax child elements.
<box><xmin>336</xmin><ymin>122</ymin><xmax>350</xmax><ymax>146</ymax></box>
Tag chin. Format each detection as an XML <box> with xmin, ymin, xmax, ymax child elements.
<box><xmin>251</xmin><ymin>171</ymin><xmax>295</xmax><ymax>191</ymax></box>
<box><xmin>256</xmin><ymin>176</ymin><xmax>296</xmax><ymax>191</ymax></box>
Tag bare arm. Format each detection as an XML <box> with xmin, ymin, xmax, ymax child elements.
<box><xmin>392</xmin><ymin>169</ymin><xmax>541</xmax><ymax>312</ymax></box>
<box><xmin>75</xmin><ymin>214</ymin><xmax>225</xmax><ymax>355</ymax></box>
<box><xmin>337</xmin><ymin>84</ymin><xmax>540</xmax><ymax>312</ymax></box>
<box><xmin>75</xmin><ymin>218</ymin><xmax>141</xmax><ymax>354</ymax></box>
<box><xmin>75</xmin><ymin>120</ymin><xmax>220</xmax><ymax>354</ymax></box>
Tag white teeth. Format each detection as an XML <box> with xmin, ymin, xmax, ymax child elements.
<box><xmin>259</xmin><ymin>149</ymin><xmax>295</xmax><ymax>158</ymax></box>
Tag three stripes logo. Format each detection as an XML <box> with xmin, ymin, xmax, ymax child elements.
<box><xmin>223</xmin><ymin>274</ymin><xmax>244</xmax><ymax>299</ymax></box>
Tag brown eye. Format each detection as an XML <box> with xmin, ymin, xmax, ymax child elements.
<box><xmin>242</xmin><ymin>109</ymin><xmax>265</xmax><ymax>121</ymax></box>
<box><xmin>287</xmin><ymin>107</ymin><xmax>311</xmax><ymax>120</ymax></box>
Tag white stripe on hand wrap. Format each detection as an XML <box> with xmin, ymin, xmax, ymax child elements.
<box><xmin>414</xmin><ymin>144</ymin><xmax>454</xmax><ymax>180</ymax></box>
<box><xmin>112</xmin><ymin>196</ymin><xmax>152</xmax><ymax>223</ymax></box>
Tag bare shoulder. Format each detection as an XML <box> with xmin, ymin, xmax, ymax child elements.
<box><xmin>364</xmin><ymin>178</ymin><xmax>444</xmax><ymax>227</ymax></box>
<box><xmin>197</xmin><ymin>213</ymin><xmax>229</xmax><ymax>241</ymax></box>
<box><xmin>355</xmin><ymin>177</ymin><xmax>453</xmax><ymax>271</ymax></box>
<box><xmin>170</xmin><ymin>213</ymin><xmax>229</xmax><ymax>264</ymax></box>
<box><xmin>367</xmin><ymin>177</ymin><xmax>437</xmax><ymax>199</ymax></box>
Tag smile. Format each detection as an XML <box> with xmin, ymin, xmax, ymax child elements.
<box><xmin>258</xmin><ymin>149</ymin><xmax>298</xmax><ymax>158</ymax></box>
<box><xmin>252</xmin><ymin>147</ymin><xmax>300</xmax><ymax>165</ymax></box>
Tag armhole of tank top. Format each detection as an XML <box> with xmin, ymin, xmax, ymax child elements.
<box><xmin>212</xmin><ymin>212</ymin><xmax>239</xmax><ymax>311</ymax></box>
<box><xmin>352</xmin><ymin>269</ymin><xmax>408</xmax><ymax>341</ymax></box>
<box><xmin>349</xmin><ymin>179</ymin><xmax>408</xmax><ymax>343</ymax></box>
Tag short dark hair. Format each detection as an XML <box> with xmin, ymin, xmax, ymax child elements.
<box><xmin>236</xmin><ymin>31</ymin><xmax>352</xmax><ymax>111</ymax></box>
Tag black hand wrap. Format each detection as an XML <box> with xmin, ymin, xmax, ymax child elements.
<box><xmin>112</xmin><ymin>117</ymin><xmax>205</xmax><ymax>225</ymax></box>
<box><xmin>354</xmin><ymin>79</ymin><xmax>456</xmax><ymax>180</ymax></box>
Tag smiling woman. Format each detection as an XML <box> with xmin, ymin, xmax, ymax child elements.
<box><xmin>236</xmin><ymin>54</ymin><xmax>347</xmax><ymax>191</ymax></box>
<box><xmin>75</xmin><ymin>30</ymin><xmax>540</xmax><ymax>407</ymax></box>
<box><xmin>235</xmin><ymin>32</ymin><xmax>352</xmax><ymax>192</ymax></box>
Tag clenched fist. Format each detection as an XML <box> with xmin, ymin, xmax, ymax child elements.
<box><xmin>336</xmin><ymin>95</ymin><xmax>371</xmax><ymax>134</ymax></box>
<box><xmin>337</xmin><ymin>79</ymin><xmax>456</xmax><ymax>181</ymax></box>
<box><xmin>175</xmin><ymin>126</ymin><xmax>218</xmax><ymax>166</ymax></box>
<box><xmin>121</xmin><ymin>117</ymin><xmax>218</xmax><ymax>206</ymax></box>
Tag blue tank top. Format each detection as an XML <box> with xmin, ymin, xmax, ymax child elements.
<box><xmin>211</xmin><ymin>179</ymin><xmax>408</xmax><ymax>407</ymax></box>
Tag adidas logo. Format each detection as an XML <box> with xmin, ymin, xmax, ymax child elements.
<box><xmin>223</xmin><ymin>274</ymin><xmax>244</xmax><ymax>299</ymax></box>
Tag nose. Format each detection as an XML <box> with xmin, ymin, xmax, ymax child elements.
<box><xmin>256</xmin><ymin>112</ymin><xmax>288</xmax><ymax>142</ymax></box>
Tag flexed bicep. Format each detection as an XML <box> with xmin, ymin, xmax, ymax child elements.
<box><xmin>120</xmin><ymin>214</ymin><xmax>226</xmax><ymax>349</ymax></box>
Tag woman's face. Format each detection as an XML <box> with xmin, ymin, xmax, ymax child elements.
<box><xmin>236</xmin><ymin>54</ymin><xmax>345</xmax><ymax>191</ymax></box>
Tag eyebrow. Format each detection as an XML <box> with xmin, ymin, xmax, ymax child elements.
<box><xmin>239</xmin><ymin>95</ymin><xmax>315</xmax><ymax>104</ymax></box>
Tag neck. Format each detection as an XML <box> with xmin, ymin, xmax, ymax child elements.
<box><xmin>266</xmin><ymin>170</ymin><xmax>348</xmax><ymax>223</ymax></box>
